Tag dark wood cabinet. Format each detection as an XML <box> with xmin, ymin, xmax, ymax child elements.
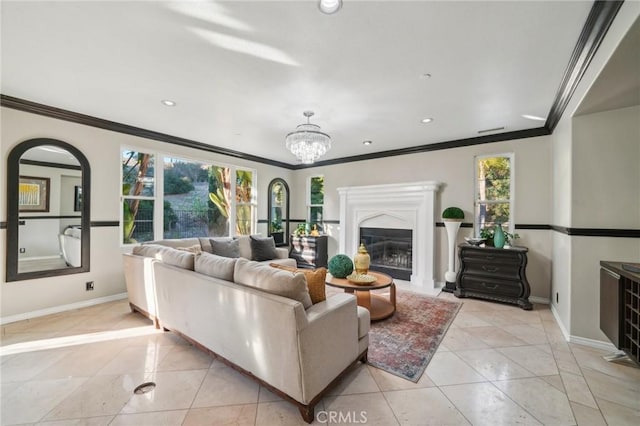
<box><xmin>600</xmin><ymin>261</ymin><xmax>640</xmax><ymax>366</ymax></box>
<box><xmin>454</xmin><ymin>244</ymin><xmax>532</xmax><ymax>310</ymax></box>
<box><xmin>289</xmin><ymin>235</ymin><xmax>328</xmax><ymax>269</ymax></box>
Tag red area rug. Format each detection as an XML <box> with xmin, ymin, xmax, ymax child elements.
<box><xmin>367</xmin><ymin>290</ymin><xmax>461</xmax><ymax>382</ymax></box>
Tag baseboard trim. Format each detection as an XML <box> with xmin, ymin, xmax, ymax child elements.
<box><xmin>569</xmin><ymin>335</ymin><xmax>617</xmax><ymax>352</ymax></box>
<box><xmin>529</xmin><ymin>296</ymin><xmax>550</xmax><ymax>305</ymax></box>
<box><xmin>550</xmin><ymin>303</ymin><xmax>571</xmax><ymax>342</ymax></box>
<box><xmin>0</xmin><ymin>292</ymin><xmax>128</xmax><ymax>325</ymax></box>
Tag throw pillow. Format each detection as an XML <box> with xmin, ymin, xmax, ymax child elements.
<box><xmin>250</xmin><ymin>235</ymin><xmax>278</xmax><ymax>261</ymax></box>
<box><xmin>234</xmin><ymin>258</ymin><xmax>312</xmax><ymax>309</ymax></box>
<box><xmin>210</xmin><ymin>237</ymin><xmax>240</xmax><ymax>258</ymax></box>
<box><xmin>195</xmin><ymin>252</ymin><xmax>237</xmax><ymax>281</ymax></box>
<box><xmin>133</xmin><ymin>245</ymin><xmax>195</xmax><ymax>270</ymax></box>
<box><xmin>270</xmin><ymin>263</ymin><xmax>327</xmax><ymax>304</ymax></box>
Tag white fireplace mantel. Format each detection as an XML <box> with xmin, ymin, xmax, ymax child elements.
<box><xmin>337</xmin><ymin>181</ymin><xmax>441</xmax><ymax>295</ymax></box>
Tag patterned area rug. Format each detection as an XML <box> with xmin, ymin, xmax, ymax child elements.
<box><xmin>367</xmin><ymin>290</ymin><xmax>461</xmax><ymax>382</ymax></box>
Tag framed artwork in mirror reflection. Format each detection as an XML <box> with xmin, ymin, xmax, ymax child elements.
<box><xmin>19</xmin><ymin>176</ymin><xmax>50</xmax><ymax>212</ymax></box>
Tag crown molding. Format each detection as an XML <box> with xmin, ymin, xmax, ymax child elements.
<box><xmin>0</xmin><ymin>1</ymin><xmax>624</xmax><ymax>169</ymax></box>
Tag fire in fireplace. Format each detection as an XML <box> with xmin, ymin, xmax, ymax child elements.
<box><xmin>359</xmin><ymin>227</ymin><xmax>412</xmax><ymax>280</ymax></box>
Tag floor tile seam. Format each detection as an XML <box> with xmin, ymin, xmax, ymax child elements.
<box><xmin>438</xmin><ymin>381</ymin><xmax>545</xmax><ymax>425</ymax></box>
<box><xmin>376</xmin><ymin>385</ymin><xmax>403</xmax><ymax>426</ymax></box>
<box><xmin>445</xmin><ymin>348</ymin><xmax>504</xmax><ymax>383</ymax></box>
<box><xmin>593</xmin><ymin>395</ymin><xmax>640</xmax><ymax>414</ymax></box>
<box><xmin>429</xmin><ymin>385</ymin><xmax>475</xmax><ymax>426</ymax></box>
<box><xmin>491</xmin><ymin>346</ymin><xmax>553</xmax><ymax>377</ymax></box>
<box><xmin>578</xmin><ymin>363</ymin><xmax>640</xmax><ymax>386</ymax></box>
<box><xmin>185</xmin><ymin>366</ymin><xmax>237</xmax><ymax>411</ymax></box>
<box><xmin>483</xmin><ymin>378</ymin><xmax>562</xmax><ymax>426</ymax></box>
<box><xmin>453</xmin><ymin>346</ymin><xmax>540</xmax><ymax>379</ymax></box>
<box><xmin>34</xmin><ymin>375</ymin><xmax>92</xmax><ymax>424</ymax></box>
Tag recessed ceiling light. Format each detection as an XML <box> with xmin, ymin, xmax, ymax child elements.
<box><xmin>478</xmin><ymin>126</ymin><xmax>505</xmax><ymax>134</ymax></box>
<box><xmin>420</xmin><ymin>73</ymin><xmax>432</xmax><ymax>79</ymax></box>
<box><xmin>318</xmin><ymin>0</ymin><xmax>342</xmax><ymax>14</ymax></box>
<box><xmin>363</xmin><ymin>140</ymin><xmax>373</xmax><ymax>146</ymax></box>
<box><xmin>161</xmin><ymin>100</ymin><xmax>176</xmax><ymax>107</ymax></box>
<box><xmin>521</xmin><ymin>114</ymin><xmax>546</xmax><ymax>121</ymax></box>
<box><xmin>421</xmin><ymin>118</ymin><xmax>433</xmax><ymax>124</ymax></box>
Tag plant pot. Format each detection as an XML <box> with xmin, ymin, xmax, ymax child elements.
<box><xmin>271</xmin><ymin>232</ymin><xmax>284</xmax><ymax>245</ymax></box>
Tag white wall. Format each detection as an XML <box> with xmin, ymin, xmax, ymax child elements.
<box><xmin>1</xmin><ymin>107</ymin><xmax>292</xmax><ymax>320</ymax></box>
<box><xmin>289</xmin><ymin>136</ymin><xmax>553</xmax><ymax>300</ymax></box>
<box><xmin>550</xmin><ymin>0</ymin><xmax>640</xmax><ymax>343</ymax></box>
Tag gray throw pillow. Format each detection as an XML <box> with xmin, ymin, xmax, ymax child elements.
<box><xmin>210</xmin><ymin>237</ymin><xmax>240</xmax><ymax>258</ymax></box>
<box><xmin>250</xmin><ymin>236</ymin><xmax>278</xmax><ymax>261</ymax></box>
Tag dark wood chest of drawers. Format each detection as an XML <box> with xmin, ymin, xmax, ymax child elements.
<box><xmin>454</xmin><ymin>244</ymin><xmax>532</xmax><ymax>310</ymax></box>
<box><xmin>289</xmin><ymin>235</ymin><xmax>328</xmax><ymax>269</ymax></box>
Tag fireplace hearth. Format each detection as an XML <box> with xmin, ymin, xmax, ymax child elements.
<box><xmin>360</xmin><ymin>227</ymin><xmax>412</xmax><ymax>280</ymax></box>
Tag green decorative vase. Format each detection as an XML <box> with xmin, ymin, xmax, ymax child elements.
<box><xmin>493</xmin><ymin>223</ymin><xmax>506</xmax><ymax>249</ymax></box>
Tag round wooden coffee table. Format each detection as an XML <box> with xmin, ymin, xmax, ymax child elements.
<box><xmin>326</xmin><ymin>271</ymin><xmax>396</xmax><ymax>321</ymax></box>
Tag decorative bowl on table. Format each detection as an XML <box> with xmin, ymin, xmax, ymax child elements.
<box><xmin>346</xmin><ymin>273</ymin><xmax>377</xmax><ymax>285</ymax></box>
<box><xmin>464</xmin><ymin>237</ymin><xmax>486</xmax><ymax>246</ymax></box>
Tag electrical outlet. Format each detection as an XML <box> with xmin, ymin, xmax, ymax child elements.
<box><xmin>86</xmin><ymin>281</ymin><xmax>94</xmax><ymax>291</ymax></box>
<box><xmin>556</xmin><ymin>292</ymin><xmax>559</xmax><ymax>303</ymax></box>
<box><xmin>19</xmin><ymin>248</ymin><xmax>26</xmax><ymax>253</ymax></box>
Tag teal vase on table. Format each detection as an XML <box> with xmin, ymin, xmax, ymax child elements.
<box><xmin>493</xmin><ymin>223</ymin><xmax>506</xmax><ymax>249</ymax></box>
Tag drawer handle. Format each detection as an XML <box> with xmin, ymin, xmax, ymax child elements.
<box><xmin>482</xmin><ymin>265</ymin><xmax>499</xmax><ymax>273</ymax></box>
<box><xmin>485</xmin><ymin>255</ymin><xmax>495</xmax><ymax>260</ymax></box>
<box><xmin>481</xmin><ymin>282</ymin><xmax>499</xmax><ymax>290</ymax></box>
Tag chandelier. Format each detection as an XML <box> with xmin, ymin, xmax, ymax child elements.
<box><xmin>285</xmin><ymin>111</ymin><xmax>332</xmax><ymax>164</ymax></box>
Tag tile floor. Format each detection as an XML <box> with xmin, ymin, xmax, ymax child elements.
<box><xmin>1</xmin><ymin>292</ymin><xmax>639</xmax><ymax>425</ymax></box>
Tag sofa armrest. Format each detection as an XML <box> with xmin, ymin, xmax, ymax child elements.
<box><xmin>275</xmin><ymin>247</ymin><xmax>289</xmax><ymax>259</ymax></box>
<box><xmin>297</xmin><ymin>293</ymin><xmax>361</xmax><ymax>402</ymax></box>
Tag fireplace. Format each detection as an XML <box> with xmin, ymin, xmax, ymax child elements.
<box><xmin>338</xmin><ymin>181</ymin><xmax>441</xmax><ymax>295</ymax></box>
<box><xmin>360</xmin><ymin>227</ymin><xmax>412</xmax><ymax>280</ymax></box>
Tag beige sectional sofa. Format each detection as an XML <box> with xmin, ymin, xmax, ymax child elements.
<box><xmin>123</xmin><ymin>236</ymin><xmax>370</xmax><ymax>423</ymax></box>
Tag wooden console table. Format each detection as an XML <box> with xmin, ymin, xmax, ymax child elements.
<box><xmin>289</xmin><ymin>235</ymin><xmax>328</xmax><ymax>269</ymax></box>
<box><xmin>454</xmin><ymin>244</ymin><xmax>532</xmax><ymax>310</ymax></box>
<box><xmin>326</xmin><ymin>271</ymin><xmax>396</xmax><ymax>321</ymax></box>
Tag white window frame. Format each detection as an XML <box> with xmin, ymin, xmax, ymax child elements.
<box><xmin>307</xmin><ymin>174</ymin><xmax>324</xmax><ymax>226</ymax></box>
<box><xmin>120</xmin><ymin>147</ymin><xmax>157</xmax><ymax>246</ymax></box>
<box><xmin>120</xmin><ymin>147</ymin><xmax>258</xmax><ymax>244</ymax></box>
<box><xmin>474</xmin><ymin>152</ymin><xmax>515</xmax><ymax>236</ymax></box>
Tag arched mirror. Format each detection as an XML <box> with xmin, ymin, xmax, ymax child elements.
<box><xmin>267</xmin><ymin>178</ymin><xmax>289</xmax><ymax>247</ymax></box>
<box><xmin>6</xmin><ymin>138</ymin><xmax>91</xmax><ymax>281</ymax></box>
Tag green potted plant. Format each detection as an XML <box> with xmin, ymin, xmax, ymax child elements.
<box><xmin>442</xmin><ymin>207</ymin><xmax>465</xmax><ymax>221</ymax></box>
<box><xmin>479</xmin><ymin>226</ymin><xmax>520</xmax><ymax>248</ymax></box>
<box><xmin>270</xmin><ymin>220</ymin><xmax>284</xmax><ymax>245</ymax></box>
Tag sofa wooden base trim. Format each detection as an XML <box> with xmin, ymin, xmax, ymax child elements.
<box><xmin>129</xmin><ymin>303</ymin><xmax>160</xmax><ymax>329</ymax></box>
<box><xmin>163</xmin><ymin>325</ymin><xmax>368</xmax><ymax>424</ymax></box>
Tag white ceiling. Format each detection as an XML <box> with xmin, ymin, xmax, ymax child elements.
<box><xmin>1</xmin><ymin>1</ymin><xmax>594</xmax><ymax>165</ymax></box>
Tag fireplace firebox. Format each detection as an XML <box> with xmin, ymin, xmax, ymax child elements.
<box><xmin>360</xmin><ymin>227</ymin><xmax>412</xmax><ymax>280</ymax></box>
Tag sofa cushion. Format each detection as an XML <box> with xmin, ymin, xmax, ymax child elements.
<box><xmin>210</xmin><ymin>237</ymin><xmax>240</xmax><ymax>258</ymax></box>
<box><xmin>250</xmin><ymin>236</ymin><xmax>278</xmax><ymax>261</ymax></box>
<box><xmin>234</xmin><ymin>258</ymin><xmax>312</xmax><ymax>309</ymax></box>
<box><xmin>133</xmin><ymin>244</ymin><xmax>195</xmax><ymax>270</ymax></box>
<box><xmin>270</xmin><ymin>263</ymin><xmax>327</xmax><ymax>304</ymax></box>
<box><xmin>195</xmin><ymin>252</ymin><xmax>237</xmax><ymax>281</ymax></box>
<box><xmin>356</xmin><ymin>306</ymin><xmax>371</xmax><ymax>339</ymax></box>
<box><xmin>176</xmin><ymin>244</ymin><xmax>202</xmax><ymax>254</ymax></box>
<box><xmin>142</xmin><ymin>238</ymin><xmax>200</xmax><ymax>249</ymax></box>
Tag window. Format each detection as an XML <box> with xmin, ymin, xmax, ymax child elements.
<box><xmin>235</xmin><ymin>169</ymin><xmax>255</xmax><ymax>235</ymax></box>
<box><xmin>121</xmin><ymin>150</ymin><xmax>155</xmax><ymax>244</ymax></box>
<box><xmin>163</xmin><ymin>157</ymin><xmax>210</xmax><ymax>239</ymax></box>
<box><xmin>121</xmin><ymin>148</ymin><xmax>256</xmax><ymax>244</ymax></box>
<box><xmin>475</xmin><ymin>154</ymin><xmax>514</xmax><ymax>235</ymax></box>
<box><xmin>308</xmin><ymin>175</ymin><xmax>324</xmax><ymax>229</ymax></box>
